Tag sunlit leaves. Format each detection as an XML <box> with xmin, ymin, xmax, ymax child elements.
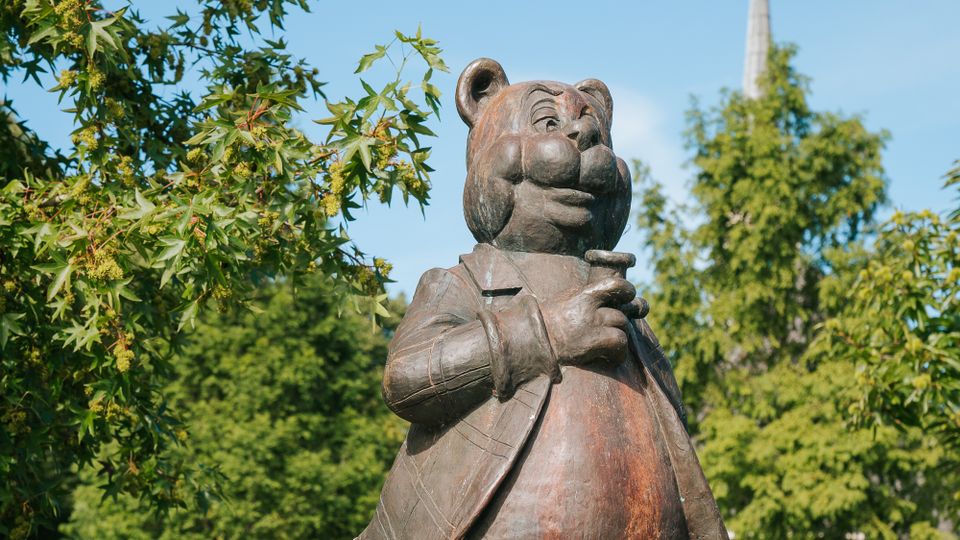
<box><xmin>639</xmin><ymin>44</ymin><xmax>889</xmax><ymax>417</ymax></box>
<box><xmin>0</xmin><ymin>0</ymin><xmax>443</xmax><ymax>534</ymax></box>
<box><xmin>815</xmin><ymin>194</ymin><xmax>960</xmax><ymax>455</ymax></box>
<box><xmin>64</xmin><ymin>275</ymin><xmax>407</xmax><ymax>539</ymax></box>
<box><xmin>634</xmin><ymin>44</ymin><xmax>954</xmax><ymax>537</ymax></box>
<box><xmin>356</xmin><ymin>44</ymin><xmax>387</xmax><ymax>74</ymax></box>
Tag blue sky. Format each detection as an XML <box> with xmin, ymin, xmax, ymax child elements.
<box><xmin>3</xmin><ymin>1</ymin><xmax>958</xmax><ymax>295</ymax></box>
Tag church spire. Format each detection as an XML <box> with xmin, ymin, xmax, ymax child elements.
<box><xmin>742</xmin><ymin>0</ymin><xmax>771</xmax><ymax>99</ymax></box>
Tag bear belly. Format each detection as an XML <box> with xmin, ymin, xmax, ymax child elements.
<box><xmin>468</xmin><ymin>357</ymin><xmax>688</xmax><ymax>539</ymax></box>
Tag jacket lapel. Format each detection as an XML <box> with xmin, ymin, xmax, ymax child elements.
<box><xmin>460</xmin><ymin>243</ymin><xmax>527</xmax><ymax>300</ymax></box>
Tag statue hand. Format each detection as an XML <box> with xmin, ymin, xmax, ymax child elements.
<box><xmin>541</xmin><ymin>277</ymin><xmax>636</xmax><ymax>366</ymax></box>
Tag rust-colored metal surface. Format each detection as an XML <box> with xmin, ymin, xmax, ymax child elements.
<box><xmin>467</xmin><ymin>251</ymin><xmax>687</xmax><ymax>538</ymax></box>
<box><xmin>472</xmin><ymin>361</ymin><xmax>687</xmax><ymax>538</ymax></box>
<box><xmin>358</xmin><ymin>58</ymin><xmax>728</xmax><ymax>540</ymax></box>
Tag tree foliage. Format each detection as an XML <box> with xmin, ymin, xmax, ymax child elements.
<box><xmin>635</xmin><ymin>44</ymin><xmax>957</xmax><ymax>538</ymax></box>
<box><xmin>647</xmin><ymin>44</ymin><xmax>888</xmax><ymax>415</ymax></box>
<box><xmin>63</xmin><ymin>275</ymin><xmax>406</xmax><ymax>540</ymax></box>
<box><xmin>813</xmin><ymin>162</ymin><xmax>960</xmax><ymax>465</ymax></box>
<box><xmin>0</xmin><ymin>0</ymin><xmax>444</xmax><ymax>535</ymax></box>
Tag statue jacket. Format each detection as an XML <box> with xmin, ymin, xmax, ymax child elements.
<box><xmin>359</xmin><ymin>244</ymin><xmax>727</xmax><ymax>539</ymax></box>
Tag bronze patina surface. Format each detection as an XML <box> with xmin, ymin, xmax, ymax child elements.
<box><xmin>359</xmin><ymin>58</ymin><xmax>728</xmax><ymax>539</ymax></box>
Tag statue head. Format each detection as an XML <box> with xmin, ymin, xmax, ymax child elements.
<box><xmin>456</xmin><ymin>58</ymin><xmax>631</xmax><ymax>257</ymax></box>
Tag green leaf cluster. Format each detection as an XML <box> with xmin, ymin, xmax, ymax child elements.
<box><xmin>0</xmin><ymin>1</ymin><xmax>444</xmax><ymax>535</ymax></box>
<box><xmin>62</xmin><ymin>274</ymin><xmax>406</xmax><ymax>540</ymax></box>
<box><xmin>635</xmin><ymin>44</ymin><xmax>957</xmax><ymax>537</ymax></box>
<box><xmin>812</xmin><ymin>164</ymin><xmax>960</xmax><ymax>467</ymax></box>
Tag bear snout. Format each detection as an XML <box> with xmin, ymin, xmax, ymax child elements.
<box><xmin>521</xmin><ymin>133</ymin><xmax>581</xmax><ymax>188</ymax></box>
<box><xmin>578</xmin><ymin>145</ymin><xmax>619</xmax><ymax>195</ymax></box>
<box><xmin>562</xmin><ymin>116</ymin><xmax>602</xmax><ymax>152</ymax></box>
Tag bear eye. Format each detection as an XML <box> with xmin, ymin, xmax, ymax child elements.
<box><xmin>533</xmin><ymin>108</ymin><xmax>560</xmax><ymax>132</ymax></box>
<box><xmin>536</xmin><ymin>117</ymin><xmax>560</xmax><ymax>131</ymax></box>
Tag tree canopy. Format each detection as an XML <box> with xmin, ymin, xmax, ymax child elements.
<box><xmin>0</xmin><ymin>1</ymin><xmax>444</xmax><ymax>535</ymax></box>
<box><xmin>63</xmin><ymin>274</ymin><xmax>405</xmax><ymax>540</ymax></box>
<box><xmin>635</xmin><ymin>44</ymin><xmax>958</xmax><ymax>538</ymax></box>
<box><xmin>814</xmin><ymin>163</ymin><xmax>960</xmax><ymax>472</ymax></box>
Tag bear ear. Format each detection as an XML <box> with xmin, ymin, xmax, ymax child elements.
<box><xmin>575</xmin><ymin>79</ymin><xmax>613</xmax><ymax>125</ymax></box>
<box><xmin>456</xmin><ymin>58</ymin><xmax>509</xmax><ymax>128</ymax></box>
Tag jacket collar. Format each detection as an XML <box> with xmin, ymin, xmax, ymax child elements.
<box><xmin>459</xmin><ymin>243</ymin><xmax>527</xmax><ymax>295</ymax></box>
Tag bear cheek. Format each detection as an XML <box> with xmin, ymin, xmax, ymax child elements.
<box><xmin>521</xmin><ymin>134</ymin><xmax>580</xmax><ymax>188</ymax></box>
<box><xmin>600</xmin><ymin>157</ymin><xmax>632</xmax><ymax>248</ymax></box>
<box><xmin>577</xmin><ymin>144</ymin><xmax>618</xmax><ymax>194</ymax></box>
<box><xmin>464</xmin><ymin>170</ymin><xmax>515</xmax><ymax>243</ymax></box>
<box><xmin>477</xmin><ymin>135</ymin><xmax>523</xmax><ymax>183</ymax></box>
<box><xmin>463</xmin><ymin>135</ymin><xmax>522</xmax><ymax>243</ymax></box>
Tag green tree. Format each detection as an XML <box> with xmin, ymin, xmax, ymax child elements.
<box><xmin>63</xmin><ymin>275</ymin><xmax>406</xmax><ymax>540</ymax></box>
<box><xmin>635</xmin><ymin>45</ymin><xmax>957</xmax><ymax>537</ymax></box>
<box><xmin>813</xmin><ymin>162</ymin><xmax>960</xmax><ymax>469</ymax></box>
<box><xmin>0</xmin><ymin>1</ymin><xmax>444</xmax><ymax>535</ymax></box>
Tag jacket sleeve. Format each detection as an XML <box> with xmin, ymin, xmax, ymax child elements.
<box><xmin>382</xmin><ymin>267</ymin><xmax>556</xmax><ymax>426</ymax></box>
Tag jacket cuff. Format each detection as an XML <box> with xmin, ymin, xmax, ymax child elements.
<box><xmin>479</xmin><ymin>295</ymin><xmax>560</xmax><ymax>400</ymax></box>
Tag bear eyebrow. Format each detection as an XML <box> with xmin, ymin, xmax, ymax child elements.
<box><xmin>525</xmin><ymin>84</ymin><xmax>563</xmax><ymax>98</ymax></box>
<box><xmin>523</xmin><ymin>84</ymin><xmax>563</xmax><ymax>113</ymax></box>
<box><xmin>531</xmin><ymin>97</ymin><xmax>557</xmax><ymax>116</ymax></box>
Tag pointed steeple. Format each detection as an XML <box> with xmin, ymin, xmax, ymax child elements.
<box><xmin>742</xmin><ymin>0</ymin><xmax>771</xmax><ymax>99</ymax></box>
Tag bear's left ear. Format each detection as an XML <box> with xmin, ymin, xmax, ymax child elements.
<box><xmin>456</xmin><ymin>58</ymin><xmax>509</xmax><ymax>128</ymax></box>
<box><xmin>575</xmin><ymin>79</ymin><xmax>613</xmax><ymax>125</ymax></box>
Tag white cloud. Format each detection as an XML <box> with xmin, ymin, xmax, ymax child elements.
<box><xmin>604</xmin><ymin>87</ymin><xmax>693</xmax><ymax>284</ymax></box>
<box><xmin>608</xmin><ymin>86</ymin><xmax>689</xmax><ymax>204</ymax></box>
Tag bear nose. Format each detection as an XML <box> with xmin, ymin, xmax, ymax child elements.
<box><xmin>563</xmin><ymin>117</ymin><xmax>600</xmax><ymax>151</ymax></box>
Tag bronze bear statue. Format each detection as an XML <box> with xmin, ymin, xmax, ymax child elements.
<box><xmin>359</xmin><ymin>59</ymin><xmax>727</xmax><ymax>539</ymax></box>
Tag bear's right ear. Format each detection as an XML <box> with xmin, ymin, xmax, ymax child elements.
<box><xmin>456</xmin><ymin>58</ymin><xmax>509</xmax><ymax>128</ymax></box>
